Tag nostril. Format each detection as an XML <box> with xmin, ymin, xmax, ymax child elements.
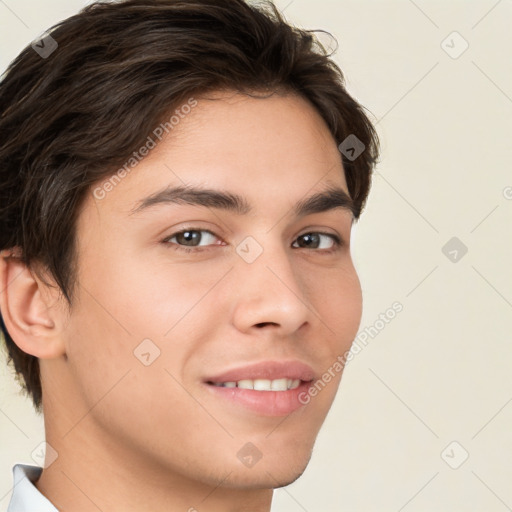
<box><xmin>255</xmin><ymin>322</ymin><xmax>278</xmax><ymax>328</ymax></box>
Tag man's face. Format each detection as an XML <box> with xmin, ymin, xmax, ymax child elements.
<box><xmin>47</xmin><ymin>90</ymin><xmax>362</xmax><ymax>488</ymax></box>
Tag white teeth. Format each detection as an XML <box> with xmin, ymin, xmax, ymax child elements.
<box><xmin>289</xmin><ymin>379</ymin><xmax>301</xmax><ymax>390</ymax></box>
<box><xmin>271</xmin><ymin>378</ymin><xmax>288</xmax><ymax>391</ymax></box>
<box><xmin>213</xmin><ymin>378</ymin><xmax>302</xmax><ymax>391</ymax></box>
<box><xmin>254</xmin><ymin>379</ymin><xmax>272</xmax><ymax>391</ymax></box>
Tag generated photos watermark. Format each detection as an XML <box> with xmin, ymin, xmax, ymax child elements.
<box><xmin>298</xmin><ymin>301</ymin><xmax>403</xmax><ymax>405</ymax></box>
<box><xmin>93</xmin><ymin>97</ymin><xmax>198</xmax><ymax>200</ymax></box>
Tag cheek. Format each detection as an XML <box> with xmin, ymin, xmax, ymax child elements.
<box><xmin>304</xmin><ymin>260</ymin><xmax>363</xmax><ymax>349</ymax></box>
<box><xmin>78</xmin><ymin>242</ymin><xmax>206</xmax><ymax>333</ymax></box>
<box><xmin>69</xmin><ymin>250</ymin><xmax>229</xmax><ymax>381</ymax></box>
<box><xmin>111</xmin><ymin>255</ymin><xmax>230</xmax><ymax>342</ymax></box>
<box><xmin>334</xmin><ymin>268</ymin><xmax>362</xmax><ymax>339</ymax></box>
<box><xmin>62</xmin><ymin>292</ymin><xmax>136</xmax><ymax>399</ymax></box>
<box><xmin>61</xmin><ymin>263</ymin><xmax>210</xmax><ymax>441</ymax></box>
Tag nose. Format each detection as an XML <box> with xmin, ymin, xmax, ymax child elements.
<box><xmin>230</xmin><ymin>241</ymin><xmax>312</xmax><ymax>336</ymax></box>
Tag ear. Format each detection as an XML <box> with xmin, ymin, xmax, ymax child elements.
<box><xmin>0</xmin><ymin>249</ymin><xmax>67</xmax><ymax>359</ymax></box>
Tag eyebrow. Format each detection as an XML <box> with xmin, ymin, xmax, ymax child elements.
<box><xmin>130</xmin><ymin>186</ymin><xmax>251</xmax><ymax>216</ymax></box>
<box><xmin>295</xmin><ymin>186</ymin><xmax>357</xmax><ymax>218</ymax></box>
<box><xmin>130</xmin><ymin>184</ymin><xmax>357</xmax><ymax>218</ymax></box>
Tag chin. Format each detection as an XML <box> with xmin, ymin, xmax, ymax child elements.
<box><xmin>219</xmin><ymin>468</ymin><xmax>309</xmax><ymax>491</ymax></box>
<box><xmin>217</xmin><ymin>450</ymin><xmax>313</xmax><ymax>490</ymax></box>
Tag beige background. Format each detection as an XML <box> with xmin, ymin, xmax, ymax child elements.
<box><xmin>1</xmin><ymin>0</ymin><xmax>511</xmax><ymax>510</ymax></box>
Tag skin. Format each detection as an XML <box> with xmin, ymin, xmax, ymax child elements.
<box><xmin>0</xmin><ymin>89</ymin><xmax>363</xmax><ymax>512</ymax></box>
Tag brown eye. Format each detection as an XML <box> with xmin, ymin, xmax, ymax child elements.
<box><xmin>296</xmin><ymin>233</ymin><xmax>320</xmax><ymax>248</ymax></box>
<box><xmin>175</xmin><ymin>230</ymin><xmax>202</xmax><ymax>246</ymax></box>
<box><xmin>292</xmin><ymin>232</ymin><xmax>340</xmax><ymax>250</ymax></box>
<box><xmin>164</xmin><ymin>229</ymin><xmax>219</xmax><ymax>248</ymax></box>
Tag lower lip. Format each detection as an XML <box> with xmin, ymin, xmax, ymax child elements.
<box><xmin>204</xmin><ymin>381</ymin><xmax>311</xmax><ymax>416</ymax></box>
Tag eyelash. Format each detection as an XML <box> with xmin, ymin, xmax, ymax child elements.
<box><xmin>162</xmin><ymin>229</ymin><xmax>343</xmax><ymax>254</ymax></box>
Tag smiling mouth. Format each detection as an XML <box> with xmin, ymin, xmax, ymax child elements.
<box><xmin>203</xmin><ymin>360</ymin><xmax>316</xmax><ymax>416</ymax></box>
<box><xmin>207</xmin><ymin>378</ymin><xmax>304</xmax><ymax>391</ymax></box>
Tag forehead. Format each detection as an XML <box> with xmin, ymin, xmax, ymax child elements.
<box><xmin>87</xmin><ymin>89</ymin><xmax>348</xmax><ymax>218</ymax></box>
<box><xmin>167</xmin><ymin>89</ymin><xmax>343</xmax><ymax>171</ymax></box>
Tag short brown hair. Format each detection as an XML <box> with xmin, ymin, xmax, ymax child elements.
<box><xmin>0</xmin><ymin>0</ymin><xmax>379</xmax><ymax>413</ymax></box>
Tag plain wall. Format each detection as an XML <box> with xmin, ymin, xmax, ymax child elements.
<box><xmin>1</xmin><ymin>1</ymin><xmax>511</xmax><ymax>510</ymax></box>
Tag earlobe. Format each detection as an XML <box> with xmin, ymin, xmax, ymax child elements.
<box><xmin>0</xmin><ymin>249</ymin><xmax>66</xmax><ymax>359</ymax></box>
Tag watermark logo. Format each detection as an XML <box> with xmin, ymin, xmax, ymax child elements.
<box><xmin>31</xmin><ymin>32</ymin><xmax>58</xmax><ymax>59</ymax></box>
<box><xmin>441</xmin><ymin>441</ymin><xmax>469</xmax><ymax>469</ymax></box>
<box><xmin>441</xmin><ymin>31</ymin><xmax>469</xmax><ymax>59</ymax></box>
<box><xmin>236</xmin><ymin>236</ymin><xmax>263</xmax><ymax>264</ymax></box>
<box><xmin>338</xmin><ymin>134</ymin><xmax>365</xmax><ymax>161</ymax></box>
<box><xmin>237</xmin><ymin>442</ymin><xmax>263</xmax><ymax>468</ymax></box>
<box><xmin>31</xmin><ymin>441</ymin><xmax>58</xmax><ymax>468</ymax></box>
<box><xmin>442</xmin><ymin>236</ymin><xmax>468</xmax><ymax>263</ymax></box>
<box><xmin>133</xmin><ymin>338</ymin><xmax>161</xmax><ymax>366</ymax></box>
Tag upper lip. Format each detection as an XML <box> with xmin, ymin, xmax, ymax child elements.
<box><xmin>204</xmin><ymin>360</ymin><xmax>315</xmax><ymax>383</ymax></box>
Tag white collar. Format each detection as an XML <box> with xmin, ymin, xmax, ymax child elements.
<box><xmin>7</xmin><ymin>464</ymin><xmax>59</xmax><ymax>512</ymax></box>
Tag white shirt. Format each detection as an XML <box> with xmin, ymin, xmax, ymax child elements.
<box><xmin>7</xmin><ymin>464</ymin><xmax>58</xmax><ymax>511</ymax></box>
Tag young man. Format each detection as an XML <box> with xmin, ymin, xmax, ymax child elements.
<box><xmin>0</xmin><ymin>0</ymin><xmax>379</xmax><ymax>510</ymax></box>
